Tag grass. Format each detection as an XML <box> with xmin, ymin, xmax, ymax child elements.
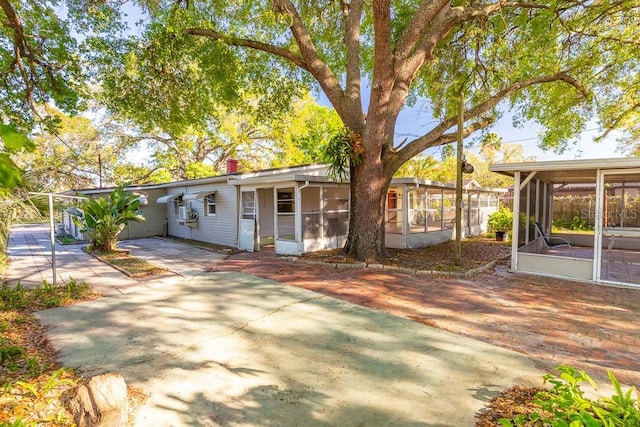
<box><xmin>56</xmin><ymin>236</ymin><xmax>83</xmax><ymax>245</ymax></box>
<box><xmin>91</xmin><ymin>250</ymin><xmax>167</xmax><ymax>278</ymax></box>
<box><xmin>0</xmin><ymin>278</ymin><xmax>98</xmax><ymax>426</ymax></box>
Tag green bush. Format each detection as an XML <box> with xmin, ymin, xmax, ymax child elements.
<box><xmin>552</xmin><ymin>213</ymin><xmax>593</xmax><ymax>231</ymax></box>
<box><xmin>72</xmin><ymin>182</ymin><xmax>145</xmax><ymax>252</ymax></box>
<box><xmin>1</xmin><ymin>278</ymin><xmax>91</xmax><ymax>311</ymax></box>
<box><xmin>488</xmin><ymin>207</ymin><xmax>513</xmax><ymax>232</ymax></box>
<box><xmin>500</xmin><ymin>365</ymin><xmax>640</xmax><ymax>427</ymax></box>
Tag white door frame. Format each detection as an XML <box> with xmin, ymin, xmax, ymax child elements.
<box><xmin>239</xmin><ymin>189</ymin><xmax>257</xmax><ymax>252</ymax></box>
<box><xmin>594</xmin><ymin>168</ymin><xmax>640</xmax><ymax>284</ymax></box>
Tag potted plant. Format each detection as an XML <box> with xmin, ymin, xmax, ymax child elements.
<box><xmin>488</xmin><ymin>207</ymin><xmax>513</xmax><ymax>241</ymax></box>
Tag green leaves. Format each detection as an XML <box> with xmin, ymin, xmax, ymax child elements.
<box><xmin>499</xmin><ymin>365</ymin><xmax>640</xmax><ymax>426</ymax></box>
<box><xmin>326</xmin><ymin>128</ymin><xmax>363</xmax><ymax>183</ymax></box>
<box><xmin>73</xmin><ymin>183</ymin><xmax>145</xmax><ymax>252</ymax></box>
<box><xmin>0</xmin><ymin>0</ymin><xmax>83</xmax><ymax>129</ymax></box>
<box><xmin>0</xmin><ymin>124</ymin><xmax>35</xmax><ymax>193</ymax></box>
<box><xmin>0</xmin><ymin>125</ymin><xmax>35</xmax><ymax>152</ymax></box>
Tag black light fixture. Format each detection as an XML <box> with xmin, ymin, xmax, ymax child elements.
<box><xmin>460</xmin><ymin>155</ymin><xmax>474</xmax><ymax>174</ymax></box>
<box><xmin>462</xmin><ymin>161</ymin><xmax>474</xmax><ymax>174</ymax></box>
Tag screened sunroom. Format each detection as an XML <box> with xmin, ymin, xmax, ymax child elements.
<box><xmin>490</xmin><ymin>158</ymin><xmax>640</xmax><ymax>288</ymax></box>
<box><xmin>384</xmin><ymin>178</ymin><xmax>505</xmax><ymax>249</ymax></box>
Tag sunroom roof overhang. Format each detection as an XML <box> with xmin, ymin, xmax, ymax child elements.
<box><xmin>490</xmin><ymin>158</ymin><xmax>640</xmax><ymax>184</ymax></box>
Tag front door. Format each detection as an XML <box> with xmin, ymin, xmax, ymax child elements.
<box><xmin>239</xmin><ymin>190</ymin><xmax>256</xmax><ymax>252</ymax></box>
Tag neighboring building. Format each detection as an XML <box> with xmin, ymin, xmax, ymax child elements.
<box><xmin>63</xmin><ymin>163</ymin><xmax>505</xmax><ymax>256</ymax></box>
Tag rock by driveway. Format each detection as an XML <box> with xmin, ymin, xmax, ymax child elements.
<box><xmin>37</xmin><ymin>271</ymin><xmax>542</xmax><ymax>426</ymax></box>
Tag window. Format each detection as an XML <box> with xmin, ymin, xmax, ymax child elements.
<box><xmin>427</xmin><ymin>190</ymin><xmax>443</xmax><ymax>231</ymax></box>
<box><xmin>277</xmin><ymin>190</ymin><xmax>294</xmax><ymax>213</ymax></box>
<box><xmin>205</xmin><ymin>193</ymin><xmax>216</xmax><ymax>216</ymax></box>
<box><xmin>443</xmin><ymin>190</ymin><xmax>456</xmax><ymax>230</ymax></box>
<box><xmin>241</xmin><ymin>191</ymin><xmax>256</xmax><ymax>220</ymax></box>
<box><xmin>408</xmin><ymin>189</ymin><xmax>427</xmax><ymax>233</ymax></box>
<box><xmin>277</xmin><ymin>188</ymin><xmax>295</xmax><ymax>240</ymax></box>
<box><xmin>173</xmin><ymin>196</ymin><xmax>183</xmax><ymax>215</ymax></box>
<box><xmin>322</xmin><ymin>186</ymin><xmax>349</xmax><ymax>238</ymax></box>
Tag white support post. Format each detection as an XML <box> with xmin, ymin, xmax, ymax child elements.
<box><xmin>48</xmin><ymin>193</ymin><xmax>57</xmax><ymax>285</ymax></box>
<box><xmin>593</xmin><ymin>169</ymin><xmax>604</xmax><ymax>281</ymax></box>
<box><xmin>511</xmin><ymin>171</ymin><xmax>521</xmax><ymax>271</ymax></box>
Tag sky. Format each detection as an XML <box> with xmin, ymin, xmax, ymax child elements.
<box><xmin>317</xmin><ymin>87</ymin><xmax>624</xmax><ymax>164</ymax></box>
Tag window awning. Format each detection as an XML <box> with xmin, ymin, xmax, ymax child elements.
<box><xmin>183</xmin><ymin>191</ymin><xmax>215</xmax><ymax>202</ymax></box>
<box><xmin>156</xmin><ymin>193</ymin><xmax>183</xmax><ymax>203</ymax></box>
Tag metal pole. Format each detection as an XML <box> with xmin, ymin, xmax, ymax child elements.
<box><xmin>48</xmin><ymin>193</ymin><xmax>57</xmax><ymax>285</ymax></box>
<box><xmin>30</xmin><ymin>192</ymin><xmax>87</xmax><ymax>285</ymax></box>
<box><xmin>98</xmin><ymin>153</ymin><xmax>103</xmax><ymax>189</ymax></box>
<box><xmin>455</xmin><ymin>92</ymin><xmax>464</xmax><ymax>266</ymax></box>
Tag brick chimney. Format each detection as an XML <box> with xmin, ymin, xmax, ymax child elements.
<box><xmin>226</xmin><ymin>159</ymin><xmax>238</xmax><ymax>174</ymax></box>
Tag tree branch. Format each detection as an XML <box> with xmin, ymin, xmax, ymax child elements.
<box><xmin>0</xmin><ymin>0</ymin><xmax>34</xmax><ymax>109</ymax></box>
<box><xmin>596</xmin><ymin>101</ymin><xmax>640</xmax><ymax>141</ymax></box>
<box><xmin>395</xmin><ymin>1</ymin><xmax>449</xmax><ymax>61</ymax></box>
<box><xmin>271</xmin><ymin>0</ymin><xmax>347</xmax><ymax>120</ymax></box>
<box><xmin>182</xmin><ymin>28</ymin><xmax>306</xmax><ymax>68</ymax></box>
<box><xmin>393</xmin><ymin>71</ymin><xmax>591</xmax><ymax>167</ymax></box>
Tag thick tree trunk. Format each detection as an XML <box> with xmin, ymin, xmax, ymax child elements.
<box><xmin>343</xmin><ymin>150</ymin><xmax>392</xmax><ymax>263</ymax></box>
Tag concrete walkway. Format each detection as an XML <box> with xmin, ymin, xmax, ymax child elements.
<box><xmin>7</xmin><ymin>224</ymin><xmax>546</xmax><ymax>426</ymax></box>
<box><xmin>5</xmin><ymin>224</ymin><xmax>226</xmax><ymax>295</ymax></box>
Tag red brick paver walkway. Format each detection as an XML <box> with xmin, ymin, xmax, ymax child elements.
<box><xmin>210</xmin><ymin>252</ymin><xmax>640</xmax><ymax>387</ymax></box>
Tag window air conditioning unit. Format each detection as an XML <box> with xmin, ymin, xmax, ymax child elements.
<box><xmin>178</xmin><ymin>206</ymin><xmax>189</xmax><ymax>222</ymax></box>
<box><xmin>178</xmin><ymin>205</ymin><xmax>198</xmax><ymax>225</ymax></box>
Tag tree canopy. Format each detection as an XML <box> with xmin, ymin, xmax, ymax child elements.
<box><xmin>65</xmin><ymin>0</ymin><xmax>640</xmax><ymax>261</ymax></box>
<box><xmin>0</xmin><ymin>0</ymin><xmax>85</xmax><ymax>192</ymax></box>
<box><xmin>88</xmin><ymin>19</ymin><xmax>343</xmax><ymax>180</ymax></box>
<box><xmin>0</xmin><ymin>0</ymin><xmax>82</xmax><ymax>130</ymax></box>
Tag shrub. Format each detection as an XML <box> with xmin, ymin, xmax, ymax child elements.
<box><xmin>553</xmin><ymin>213</ymin><xmax>593</xmax><ymax>231</ymax></box>
<box><xmin>72</xmin><ymin>183</ymin><xmax>145</xmax><ymax>252</ymax></box>
<box><xmin>499</xmin><ymin>365</ymin><xmax>639</xmax><ymax>427</ymax></box>
<box><xmin>488</xmin><ymin>207</ymin><xmax>513</xmax><ymax>232</ymax></box>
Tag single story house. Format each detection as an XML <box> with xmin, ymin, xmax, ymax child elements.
<box><xmin>490</xmin><ymin>157</ymin><xmax>640</xmax><ymax>288</ymax></box>
<box><xmin>63</xmin><ymin>163</ymin><xmax>505</xmax><ymax>256</ymax></box>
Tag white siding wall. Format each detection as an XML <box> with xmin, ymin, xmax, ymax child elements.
<box><xmin>165</xmin><ymin>184</ymin><xmax>239</xmax><ymax>247</ymax></box>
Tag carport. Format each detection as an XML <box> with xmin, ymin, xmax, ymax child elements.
<box><xmin>490</xmin><ymin>158</ymin><xmax>640</xmax><ymax>288</ymax></box>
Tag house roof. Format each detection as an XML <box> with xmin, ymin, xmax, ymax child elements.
<box><xmin>391</xmin><ymin>177</ymin><xmax>506</xmax><ymax>193</ymax></box>
<box><xmin>489</xmin><ymin>157</ymin><xmax>640</xmax><ymax>183</ymax></box>
<box><xmin>65</xmin><ymin>164</ymin><xmax>328</xmax><ymax>194</ymax></box>
<box><xmin>227</xmin><ymin>165</ymin><xmax>330</xmax><ymax>186</ymax></box>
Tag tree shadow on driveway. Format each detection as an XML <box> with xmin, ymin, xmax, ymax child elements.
<box><xmin>37</xmin><ymin>272</ymin><xmax>541</xmax><ymax>426</ymax></box>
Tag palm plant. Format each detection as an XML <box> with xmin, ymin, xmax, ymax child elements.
<box><xmin>73</xmin><ymin>183</ymin><xmax>145</xmax><ymax>252</ymax></box>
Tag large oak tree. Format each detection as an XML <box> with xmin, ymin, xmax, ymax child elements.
<box><xmin>75</xmin><ymin>0</ymin><xmax>640</xmax><ymax>261</ymax></box>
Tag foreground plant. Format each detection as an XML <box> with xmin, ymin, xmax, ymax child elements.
<box><xmin>72</xmin><ymin>182</ymin><xmax>145</xmax><ymax>253</ymax></box>
<box><xmin>498</xmin><ymin>365</ymin><xmax>639</xmax><ymax>427</ymax></box>
<box><xmin>1</xmin><ymin>278</ymin><xmax>96</xmax><ymax>426</ymax></box>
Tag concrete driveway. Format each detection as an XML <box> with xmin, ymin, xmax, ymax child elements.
<box><xmin>37</xmin><ymin>271</ymin><xmax>542</xmax><ymax>426</ymax></box>
<box><xmin>9</xmin><ymin>224</ymin><xmax>544</xmax><ymax>425</ymax></box>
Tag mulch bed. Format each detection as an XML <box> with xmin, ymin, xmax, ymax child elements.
<box><xmin>302</xmin><ymin>236</ymin><xmax>511</xmax><ymax>272</ymax></box>
<box><xmin>475</xmin><ymin>385</ymin><xmax>545</xmax><ymax>426</ymax></box>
